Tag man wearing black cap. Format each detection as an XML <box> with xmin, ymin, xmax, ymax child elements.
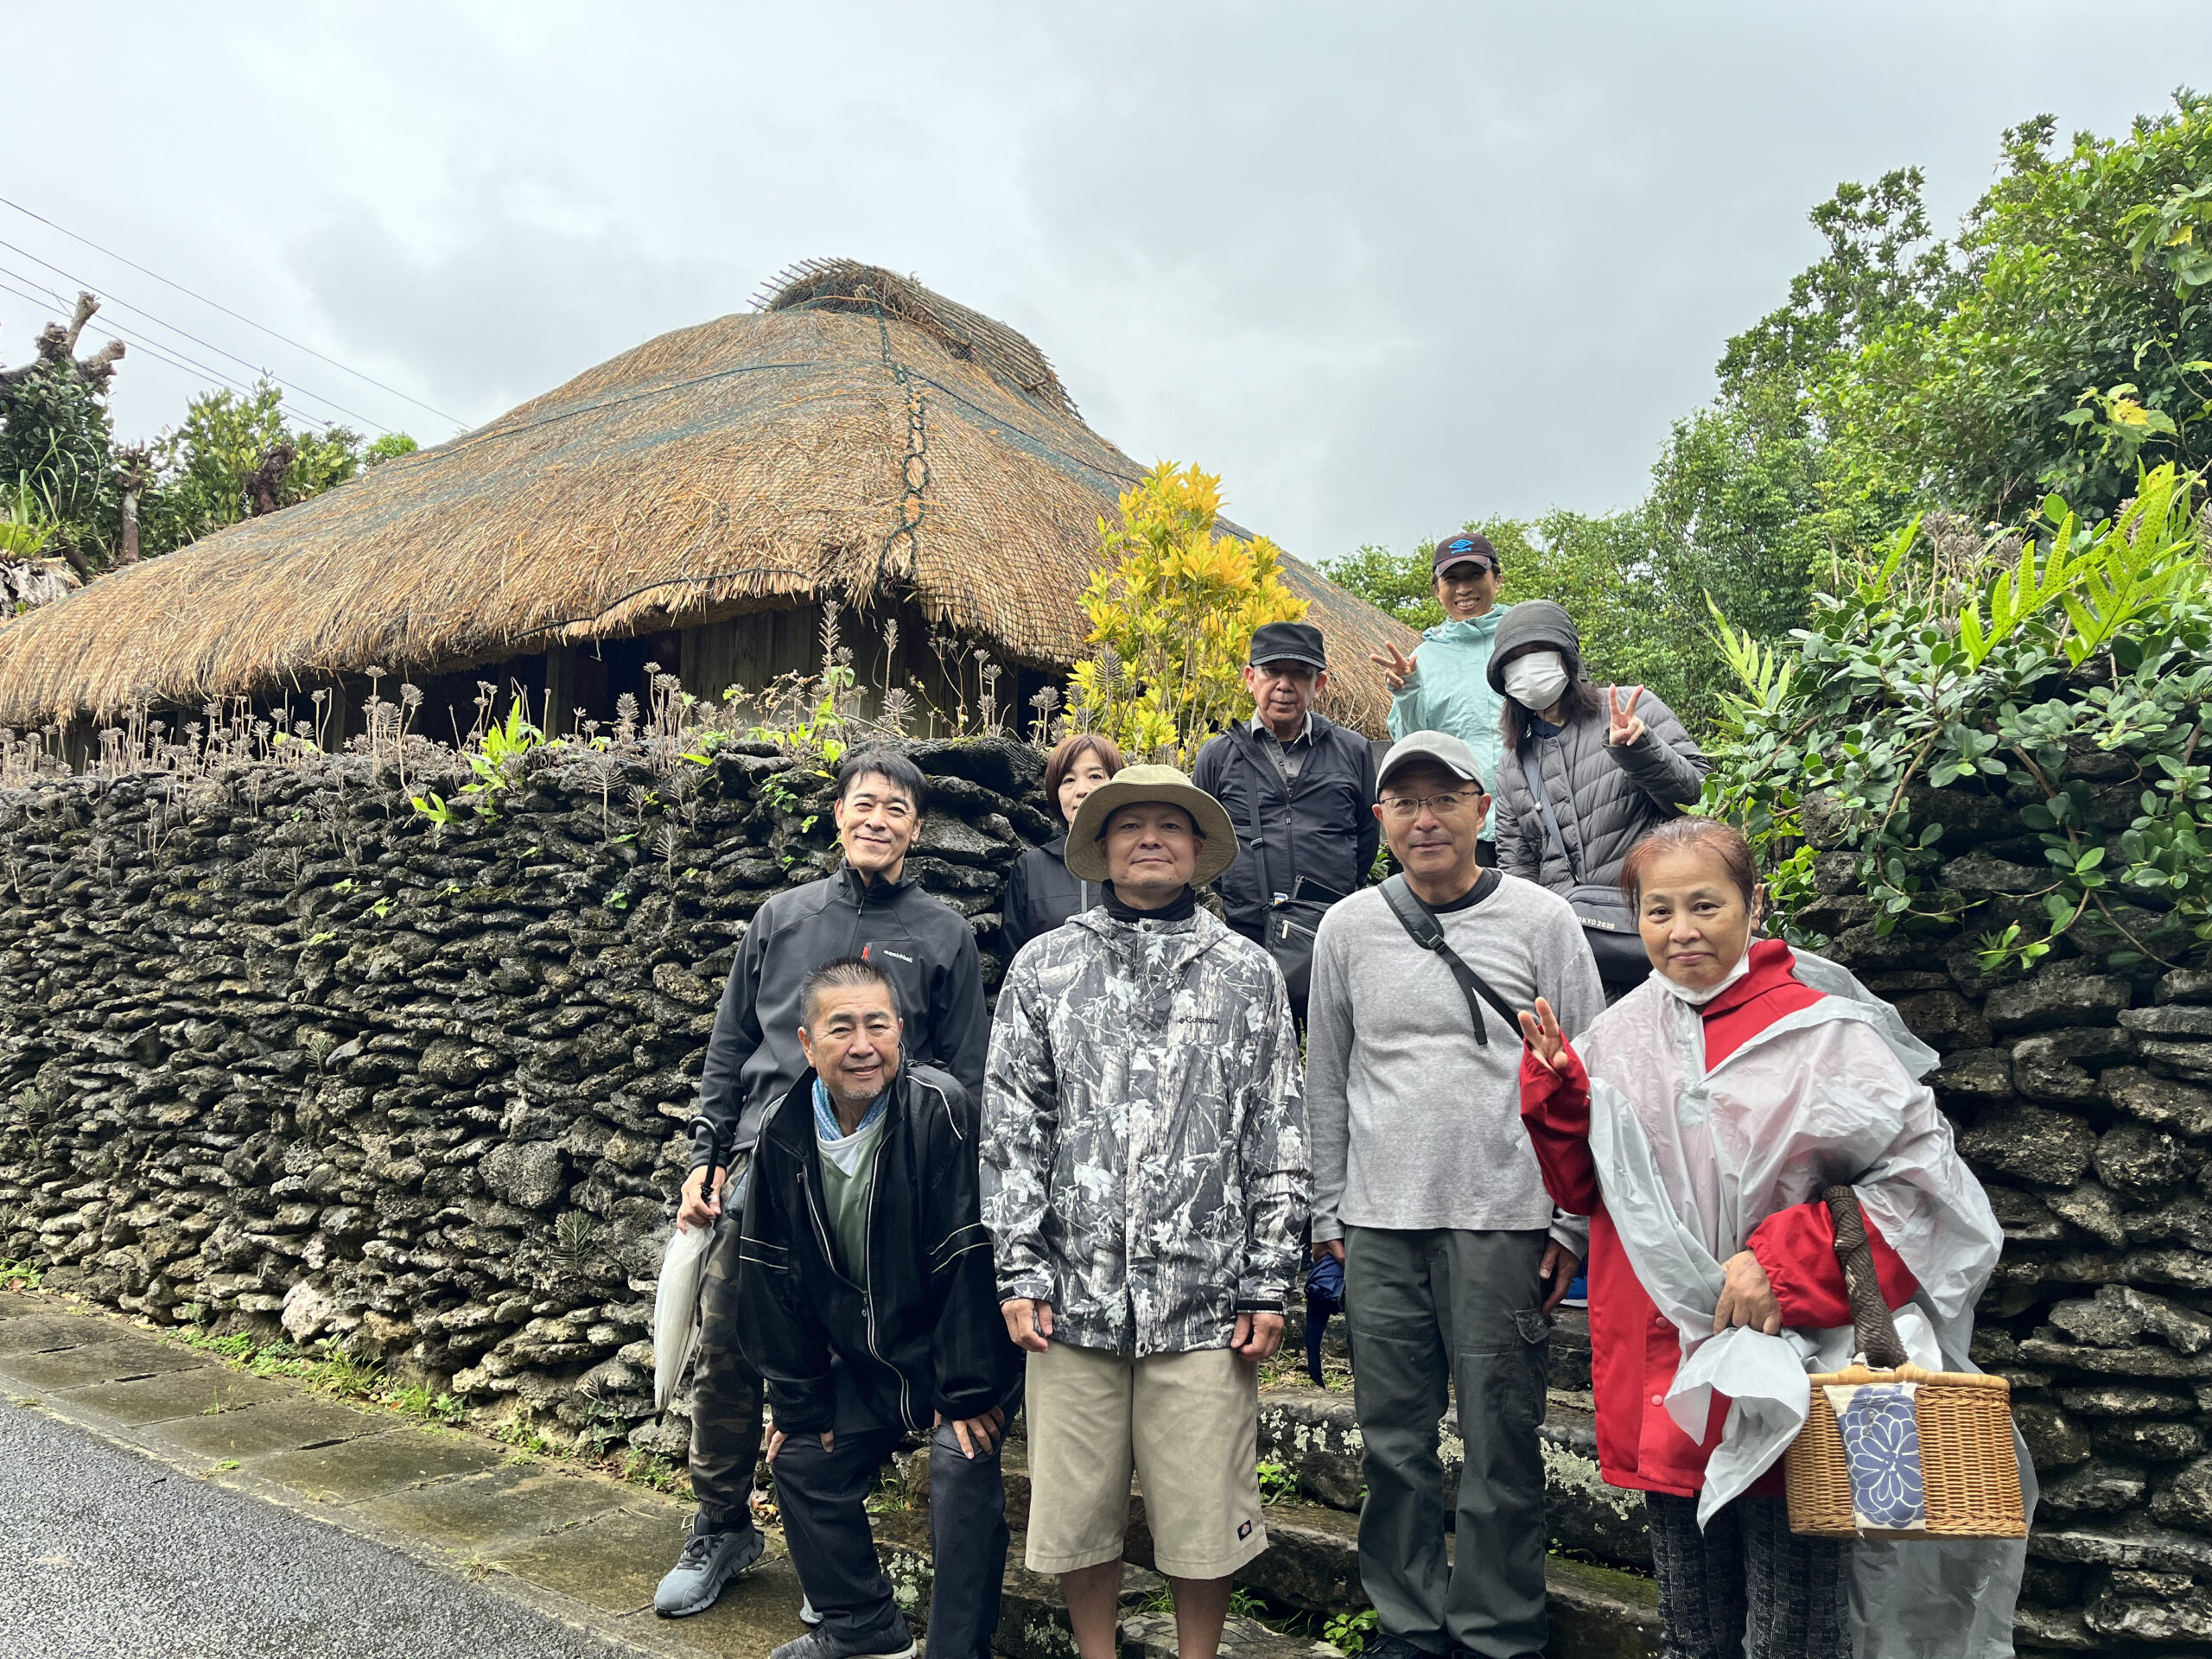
<box><xmin>1191</xmin><ymin>620</ymin><xmax>1380</xmax><ymax>1016</ymax></box>
<box><xmin>1368</xmin><ymin>532</ymin><xmax>1510</xmax><ymax>864</ymax></box>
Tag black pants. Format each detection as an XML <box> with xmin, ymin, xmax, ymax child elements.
<box><xmin>773</xmin><ymin>1400</ymin><xmax>1014</xmax><ymax>1659</ymax></box>
<box><xmin>690</xmin><ymin>1211</ymin><xmax>769</xmax><ymax>1531</ymax></box>
<box><xmin>1645</xmin><ymin>1491</ymin><xmax>1849</xmax><ymax>1659</ymax></box>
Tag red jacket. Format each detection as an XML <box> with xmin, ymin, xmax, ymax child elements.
<box><xmin>1520</xmin><ymin>939</ymin><xmax>1919</xmax><ymax>1497</ymax></box>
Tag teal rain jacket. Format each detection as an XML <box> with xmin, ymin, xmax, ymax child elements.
<box><xmin>1386</xmin><ymin>602</ymin><xmax>1512</xmax><ymax>839</ymax></box>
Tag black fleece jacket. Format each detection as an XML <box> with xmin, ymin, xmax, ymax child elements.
<box><xmin>735</xmin><ymin>1063</ymin><xmax>1014</xmax><ymax>1435</ymax></box>
<box><xmin>688</xmin><ymin>862</ymin><xmax>988</xmax><ymax>1176</ymax></box>
<box><xmin>1000</xmin><ymin>836</ymin><xmax>1101</xmax><ymax>960</ymax></box>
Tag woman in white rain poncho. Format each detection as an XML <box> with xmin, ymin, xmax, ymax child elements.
<box><xmin>1516</xmin><ymin>817</ymin><xmax>2027</xmax><ymax>1659</ymax></box>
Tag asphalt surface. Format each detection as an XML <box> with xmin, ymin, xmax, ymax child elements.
<box><xmin>0</xmin><ymin>1403</ymin><xmax>640</xmax><ymax>1659</ymax></box>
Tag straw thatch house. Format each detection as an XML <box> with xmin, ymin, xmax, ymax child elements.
<box><xmin>0</xmin><ymin>260</ymin><xmax>1415</xmax><ymax>753</ymax></box>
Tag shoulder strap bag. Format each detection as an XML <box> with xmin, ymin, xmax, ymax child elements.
<box><xmin>1519</xmin><ymin>741</ymin><xmax>1650</xmax><ymax>992</ymax></box>
<box><xmin>1377</xmin><ymin>872</ymin><xmax>1520</xmax><ymax>1045</ymax></box>
<box><xmin>1234</xmin><ymin>741</ymin><xmax>1332</xmax><ymax>1019</ymax></box>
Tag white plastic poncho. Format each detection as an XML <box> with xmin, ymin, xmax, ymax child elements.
<box><xmin>1575</xmin><ymin>947</ymin><xmax>2032</xmax><ymax>1659</ymax></box>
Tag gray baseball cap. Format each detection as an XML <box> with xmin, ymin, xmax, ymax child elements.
<box><xmin>1376</xmin><ymin>730</ymin><xmax>1486</xmax><ymax>794</ymax></box>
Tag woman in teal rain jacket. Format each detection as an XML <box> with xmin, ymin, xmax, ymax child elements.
<box><xmin>1371</xmin><ymin>531</ymin><xmax>1510</xmax><ymax>855</ymax></box>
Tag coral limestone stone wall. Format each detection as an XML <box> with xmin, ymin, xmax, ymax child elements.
<box><xmin>1796</xmin><ymin>779</ymin><xmax>2212</xmax><ymax>1653</ymax></box>
<box><xmin>0</xmin><ymin>739</ymin><xmax>1046</xmax><ymax>1459</ymax></box>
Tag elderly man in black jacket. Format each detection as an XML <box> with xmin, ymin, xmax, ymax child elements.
<box><xmin>741</xmin><ymin>956</ymin><xmax>1016</xmax><ymax>1659</ymax></box>
<box><xmin>1192</xmin><ymin>621</ymin><xmax>1380</xmax><ymax>1017</ymax></box>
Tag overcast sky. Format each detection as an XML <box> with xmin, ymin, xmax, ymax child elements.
<box><xmin>3</xmin><ymin>3</ymin><xmax>2204</xmax><ymax>566</ymax></box>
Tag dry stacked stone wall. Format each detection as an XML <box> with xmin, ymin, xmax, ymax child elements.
<box><xmin>1790</xmin><ymin>772</ymin><xmax>2212</xmax><ymax>1655</ymax></box>
<box><xmin>0</xmin><ymin>737</ymin><xmax>1048</xmax><ymax>1463</ymax></box>
<box><xmin>10</xmin><ymin>733</ymin><xmax>2212</xmax><ymax>1649</ymax></box>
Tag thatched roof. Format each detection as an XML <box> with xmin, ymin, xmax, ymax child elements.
<box><xmin>0</xmin><ymin>259</ymin><xmax>1416</xmax><ymax>734</ymax></box>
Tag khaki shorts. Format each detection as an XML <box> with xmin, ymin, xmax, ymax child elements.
<box><xmin>1022</xmin><ymin>1341</ymin><xmax>1266</xmax><ymax>1580</ymax></box>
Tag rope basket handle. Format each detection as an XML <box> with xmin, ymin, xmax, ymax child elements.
<box><xmin>1823</xmin><ymin>1184</ymin><xmax>1908</xmax><ymax>1370</ymax></box>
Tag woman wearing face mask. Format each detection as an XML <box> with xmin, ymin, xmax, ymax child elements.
<box><xmin>1001</xmin><ymin>732</ymin><xmax>1125</xmax><ymax>958</ymax></box>
<box><xmin>1515</xmin><ymin>817</ymin><xmax>2022</xmax><ymax>1659</ymax></box>
<box><xmin>1486</xmin><ymin>600</ymin><xmax>1708</xmax><ymax>994</ymax></box>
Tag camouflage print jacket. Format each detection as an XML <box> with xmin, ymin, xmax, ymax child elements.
<box><xmin>981</xmin><ymin>903</ymin><xmax>1309</xmax><ymax>1357</ymax></box>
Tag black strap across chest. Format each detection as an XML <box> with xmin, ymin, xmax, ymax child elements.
<box><xmin>1378</xmin><ymin>872</ymin><xmax>1520</xmax><ymax>1045</ymax></box>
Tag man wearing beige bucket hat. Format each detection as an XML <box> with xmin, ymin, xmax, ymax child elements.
<box><xmin>982</xmin><ymin>764</ymin><xmax>1309</xmax><ymax>1659</ymax></box>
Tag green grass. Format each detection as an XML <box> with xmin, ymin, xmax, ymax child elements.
<box><xmin>0</xmin><ymin>1258</ymin><xmax>45</xmax><ymax>1290</ymax></box>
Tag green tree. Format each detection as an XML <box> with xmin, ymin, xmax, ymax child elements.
<box><xmin>1323</xmin><ymin>541</ymin><xmax>1444</xmax><ymax>630</ymax></box>
<box><xmin>0</xmin><ymin>296</ymin><xmax>126</xmax><ymax>577</ymax></box>
<box><xmin>139</xmin><ymin>379</ymin><xmax>411</xmax><ymax>556</ymax></box>
<box><xmin>1825</xmin><ymin>93</ymin><xmax>2212</xmax><ymax>524</ymax></box>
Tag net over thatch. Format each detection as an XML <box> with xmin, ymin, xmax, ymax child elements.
<box><xmin>0</xmin><ymin>259</ymin><xmax>1416</xmax><ymax>734</ymax></box>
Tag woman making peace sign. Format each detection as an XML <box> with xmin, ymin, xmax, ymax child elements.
<box><xmin>1484</xmin><ymin>600</ymin><xmax>1710</xmax><ymax>995</ymax></box>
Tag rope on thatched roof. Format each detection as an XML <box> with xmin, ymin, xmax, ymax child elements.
<box><xmin>760</xmin><ymin>258</ymin><xmax>1075</xmax><ymax>416</ymax></box>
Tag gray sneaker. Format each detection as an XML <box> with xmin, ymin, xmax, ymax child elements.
<box><xmin>654</xmin><ymin>1518</ymin><xmax>765</xmax><ymax>1618</ymax></box>
<box><xmin>770</xmin><ymin>1624</ymin><xmax>916</xmax><ymax>1659</ymax></box>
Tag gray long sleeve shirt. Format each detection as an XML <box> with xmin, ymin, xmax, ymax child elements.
<box><xmin>1305</xmin><ymin>872</ymin><xmax>1605</xmax><ymax>1252</ymax></box>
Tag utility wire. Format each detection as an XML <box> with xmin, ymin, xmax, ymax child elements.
<box><xmin>0</xmin><ymin>196</ymin><xmax>462</xmax><ymax>427</ymax></box>
<box><xmin>0</xmin><ymin>235</ymin><xmax>385</xmax><ymax>433</ymax></box>
<box><xmin>0</xmin><ymin>264</ymin><xmax>338</xmax><ymax>432</ymax></box>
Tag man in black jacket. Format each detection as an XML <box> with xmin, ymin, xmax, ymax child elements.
<box><xmin>656</xmin><ymin>748</ymin><xmax>990</xmax><ymax>1619</ymax></box>
<box><xmin>742</xmin><ymin>956</ymin><xmax>1016</xmax><ymax>1659</ymax></box>
<box><xmin>1192</xmin><ymin>621</ymin><xmax>1381</xmax><ymax>1012</ymax></box>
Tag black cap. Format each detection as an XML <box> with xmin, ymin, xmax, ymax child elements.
<box><xmin>1432</xmin><ymin>532</ymin><xmax>1498</xmax><ymax>579</ymax></box>
<box><xmin>1249</xmin><ymin>620</ymin><xmax>1327</xmax><ymax>671</ymax></box>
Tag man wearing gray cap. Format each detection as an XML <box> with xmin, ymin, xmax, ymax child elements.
<box><xmin>1304</xmin><ymin>729</ymin><xmax>1603</xmax><ymax>1659</ymax></box>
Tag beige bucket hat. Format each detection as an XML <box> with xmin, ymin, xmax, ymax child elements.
<box><xmin>1064</xmin><ymin>762</ymin><xmax>1239</xmax><ymax>886</ymax></box>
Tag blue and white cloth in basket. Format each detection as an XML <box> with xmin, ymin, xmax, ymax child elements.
<box><xmin>1823</xmin><ymin>1380</ymin><xmax>1927</xmax><ymax>1530</ymax></box>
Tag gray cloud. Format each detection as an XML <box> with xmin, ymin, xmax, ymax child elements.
<box><xmin>1</xmin><ymin>2</ymin><xmax>2202</xmax><ymax>565</ymax></box>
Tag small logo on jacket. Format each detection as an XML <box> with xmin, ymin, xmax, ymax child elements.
<box><xmin>861</xmin><ymin>944</ymin><xmax>916</xmax><ymax>965</ymax></box>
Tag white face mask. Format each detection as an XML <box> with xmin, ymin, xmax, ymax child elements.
<box><xmin>1503</xmin><ymin>651</ymin><xmax>1571</xmax><ymax>712</ymax></box>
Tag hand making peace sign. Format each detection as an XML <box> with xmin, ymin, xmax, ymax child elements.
<box><xmin>1517</xmin><ymin>996</ymin><xmax>1567</xmax><ymax>1073</ymax></box>
<box><xmin>1606</xmin><ymin>684</ymin><xmax>1646</xmax><ymax>747</ymax></box>
<box><xmin>1369</xmin><ymin>639</ymin><xmax>1416</xmax><ymax>693</ymax></box>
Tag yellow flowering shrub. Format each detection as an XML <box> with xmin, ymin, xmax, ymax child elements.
<box><xmin>1068</xmin><ymin>461</ymin><xmax>1308</xmax><ymax>766</ymax></box>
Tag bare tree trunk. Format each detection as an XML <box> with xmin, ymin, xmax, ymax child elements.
<box><xmin>117</xmin><ymin>445</ymin><xmax>148</xmax><ymax>564</ymax></box>
<box><xmin>245</xmin><ymin>441</ymin><xmax>295</xmax><ymax>517</ymax></box>
<box><xmin>51</xmin><ymin>535</ymin><xmax>92</xmax><ymax>584</ymax></box>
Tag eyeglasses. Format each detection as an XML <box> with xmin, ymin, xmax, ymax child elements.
<box><xmin>1380</xmin><ymin>791</ymin><xmax>1482</xmax><ymax>820</ymax></box>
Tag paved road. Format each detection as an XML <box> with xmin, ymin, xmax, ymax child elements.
<box><xmin>0</xmin><ymin>1403</ymin><xmax>641</xmax><ymax>1659</ymax></box>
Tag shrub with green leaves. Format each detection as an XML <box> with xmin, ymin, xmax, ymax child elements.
<box><xmin>1705</xmin><ymin>464</ymin><xmax>2212</xmax><ymax>973</ymax></box>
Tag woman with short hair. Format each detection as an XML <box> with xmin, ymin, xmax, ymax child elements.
<box><xmin>1516</xmin><ymin>817</ymin><xmax>2023</xmax><ymax>1659</ymax></box>
<box><xmin>1001</xmin><ymin>732</ymin><xmax>1125</xmax><ymax>958</ymax></box>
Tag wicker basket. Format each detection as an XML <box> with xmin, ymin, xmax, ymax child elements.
<box><xmin>1782</xmin><ymin>1188</ymin><xmax>2026</xmax><ymax>1541</ymax></box>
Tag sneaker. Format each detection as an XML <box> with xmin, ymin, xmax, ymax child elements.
<box><xmin>800</xmin><ymin>1596</ymin><xmax>823</xmax><ymax>1627</ymax></box>
<box><xmin>1366</xmin><ymin>1638</ymin><xmax>1440</xmax><ymax>1659</ymax></box>
<box><xmin>654</xmin><ymin>1517</ymin><xmax>766</xmax><ymax>1618</ymax></box>
<box><xmin>771</xmin><ymin>1626</ymin><xmax>916</xmax><ymax>1659</ymax></box>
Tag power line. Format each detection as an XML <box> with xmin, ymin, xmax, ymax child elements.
<box><xmin>0</xmin><ymin>196</ymin><xmax>462</xmax><ymax>427</ymax></box>
<box><xmin>0</xmin><ymin>235</ymin><xmax>386</xmax><ymax>433</ymax></box>
<box><xmin>0</xmin><ymin>264</ymin><xmax>339</xmax><ymax>432</ymax></box>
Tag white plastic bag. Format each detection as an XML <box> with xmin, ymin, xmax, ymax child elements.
<box><xmin>652</xmin><ymin>1216</ymin><xmax>715</xmax><ymax>1413</ymax></box>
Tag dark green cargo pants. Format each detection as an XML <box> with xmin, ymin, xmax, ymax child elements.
<box><xmin>1344</xmin><ymin>1225</ymin><xmax>1552</xmax><ymax>1659</ymax></box>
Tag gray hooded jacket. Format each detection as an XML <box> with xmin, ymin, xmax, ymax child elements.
<box><xmin>981</xmin><ymin>903</ymin><xmax>1309</xmax><ymax>1357</ymax></box>
<box><xmin>1492</xmin><ymin>693</ymin><xmax>1710</xmax><ymax>895</ymax></box>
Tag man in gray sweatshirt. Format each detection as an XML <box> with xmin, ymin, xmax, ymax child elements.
<box><xmin>1306</xmin><ymin>730</ymin><xmax>1604</xmax><ymax>1659</ymax></box>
